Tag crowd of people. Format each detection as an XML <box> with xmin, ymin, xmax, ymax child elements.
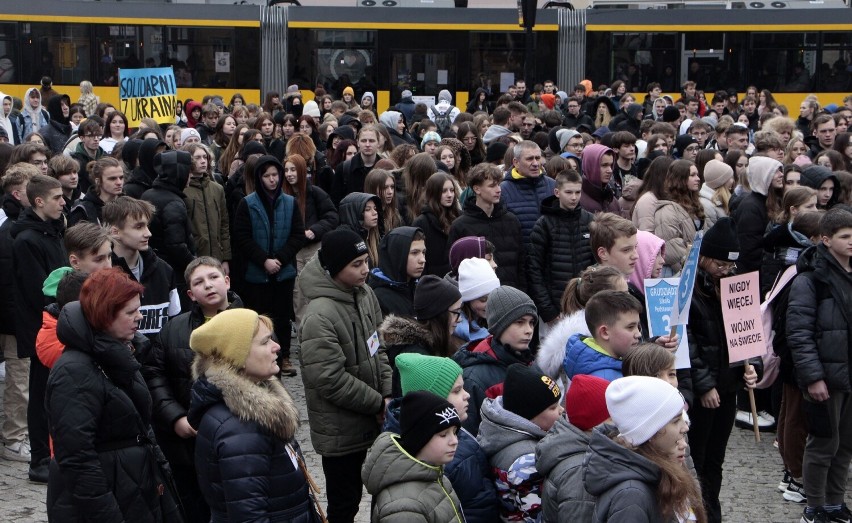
<box><xmin>0</xmin><ymin>73</ymin><xmax>850</xmax><ymax>523</ymax></box>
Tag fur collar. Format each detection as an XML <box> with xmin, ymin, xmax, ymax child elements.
<box><xmin>536</xmin><ymin>310</ymin><xmax>591</xmax><ymax>380</ymax></box>
<box><xmin>379</xmin><ymin>314</ymin><xmax>433</xmax><ymax>347</ymax></box>
<box><xmin>192</xmin><ymin>356</ymin><xmax>299</xmax><ymax>441</ymax></box>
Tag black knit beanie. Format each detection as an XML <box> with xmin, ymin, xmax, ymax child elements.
<box><xmin>700</xmin><ymin>217</ymin><xmax>740</xmax><ymax>262</ymax></box>
<box><xmin>400</xmin><ymin>390</ymin><xmax>461</xmax><ymax>457</ymax></box>
<box><xmin>414</xmin><ymin>275</ymin><xmax>462</xmax><ymax>320</ymax></box>
<box><xmin>503</xmin><ymin>364</ymin><xmax>561</xmax><ymax>420</ymax></box>
<box><xmin>319</xmin><ymin>229</ymin><xmax>369</xmax><ymax>277</ymax></box>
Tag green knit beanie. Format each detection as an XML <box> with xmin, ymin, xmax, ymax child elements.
<box><xmin>397</xmin><ymin>353</ymin><xmax>463</xmax><ymax>399</ymax></box>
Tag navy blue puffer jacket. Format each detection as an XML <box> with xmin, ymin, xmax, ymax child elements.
<box><xmin>188</xmin><ymin>356</ymin><xmax>316</xmax><ymax>523</ymax></box>
<box><xmin>500</xmin><ymin>170</ymin><xmax>557</xmax><ymax>247</ymax></box>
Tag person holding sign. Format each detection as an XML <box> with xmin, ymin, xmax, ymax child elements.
<box><xmin>786</xmin><ymin>208</ymin><xmax>852</xmax><ymax>523</ymax></box>
<box><xmin>686</xmin><ymin>217</ymin><xmax>759</xmax><ymax>523</ymax></box>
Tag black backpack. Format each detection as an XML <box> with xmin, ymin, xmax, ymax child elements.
<box><xmin>430</xmin><ymin>105</ymin><xmax>452</xmax><ymax>137</ymax></box>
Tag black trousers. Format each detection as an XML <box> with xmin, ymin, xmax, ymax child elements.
<box><xmin>321</xmin><ymin>450</ymin><xmax>368</xmax><ymax>523</ymax></box>
<box><xmin>689</xmin><ymin>390</ymin><xmax>738</xmax><ymax>523</ymax></box>
<box><xmin>28</xmin><ymin>356</ymin><xmax>50</xmax><ymax>465</ymax></box>
<box><xmin>240</xmin><ymin>278</ymin><xmax>295</xmax><ymax>359</ymax></box>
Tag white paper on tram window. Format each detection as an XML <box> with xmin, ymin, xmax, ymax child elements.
<box><xmin>500</xmin><ymin>72</ymin><xmax>515</xmax><ymax>94</ymax></box>
<box><xmin>437</xmin><ymin>69</ymin><xmax>448</xmax><ymax>85</ymax></box>
<box><xmin>215</xmin><ymin>52</ymin><xmax>230</xmax><ymax>73</ymax></box>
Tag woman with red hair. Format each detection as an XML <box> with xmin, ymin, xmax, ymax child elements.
<box><xmin>45</xmin><ymin>268</ymin><xmax>172</xmax><ymax>522</ymax></box>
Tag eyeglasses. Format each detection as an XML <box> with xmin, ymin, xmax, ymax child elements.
<box><xmin>715</xmin><ymin>261</ymin><xmax>737</xmax><ymax>273</ymax></box>
<box><xmin>448</xmin><ymin>308</ymin><xmax>463</xmax><ymax>319</ymax></box>
<box><xmin>685</xmin><ymin>145</ymin><xmax>701</xmax><ymax>152</ymax></box>
<box><xmin>566</xmin><ymin>143</ymin><xmax>584</xmax><ymax>150</ymax></box>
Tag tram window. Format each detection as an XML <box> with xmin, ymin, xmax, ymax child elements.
<box><xmin>21</xmin><ymin>23</ymin><xmax>91</xmax><ymax>86</ymax></box>
<box><xmin>752</xmin><ymin>32</ymin><xmax>818</xmax><ymax>49</ymax></box>
<box><xmin>316</xmin><ymin>47</ymin><xmax>375</xmax><ymax>97</ymax></box>
<box><xmin>0</xmin><ymin>40</ymin><xmax>18</xmax><ymax>84</ymax></box>
<box><xmin>609</xmin><ymin>33</ymin><xmax>678</xmax><ymax>92</ymax></box>
<box><xmin>470</xmin><ymin>32</ymin><xmax>526</xmax><ymax>97</ymax></box>
<box><xmin>94</xmin><ymin>25</ymin><xmax>142</xmax><ymax>86</ymax></box>
<box><xmin>751</xmin><ymin>33</ymin><xmax>819</xmax><ymax>92</ymax></box>
<box><xmin>818</xmin><ymin>34</ymin><xmax>851</xmax><ymax>92</ymax></box>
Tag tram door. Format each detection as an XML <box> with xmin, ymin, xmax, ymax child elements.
<box><xmin>390</xmin><ymin>50</ymin><xmax>455</xmax><ymax>102</ymax></box>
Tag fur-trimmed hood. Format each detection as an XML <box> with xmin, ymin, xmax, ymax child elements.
<box><xmin>536</xmin><ymin>310</ymin><xmax>590</xmax><ymax>381</ymax></box>
<box><xmin>189</xmin><ymin>356</ymin><xmax>299</xmax><ymax>441</ymax></box>
<box><xmin>379</xmin><ymin>314</ymin><xmax>434</xmax><ymax>348</ymax></box>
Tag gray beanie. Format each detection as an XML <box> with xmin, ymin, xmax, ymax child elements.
<box><xmin>486</xmin><ymin>286</ymin><xmax>537</xmax><ymax>339</ymax></box>
<box><xmin>557</xmin><ymin>129</ymin><xmax>580</xmax><ymax>151</ymax></box>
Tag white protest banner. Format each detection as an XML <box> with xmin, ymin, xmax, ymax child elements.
<box><xmin>644</xmin><ymin>278</ymin><xmax>690</xmax><ymax>369</ymax></box>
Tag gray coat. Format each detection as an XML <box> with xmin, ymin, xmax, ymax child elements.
<box><xmin>535</xmin><ymin>417</ymin><xmax>597</xmax><ymax>523</ymax></box>
<box><xmin>582</xmin><ymin>428</ymin><xmax>666</xmax><ymax>523</ymax></box>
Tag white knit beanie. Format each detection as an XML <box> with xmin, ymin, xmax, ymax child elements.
<box><xmin>458</xmin><ymin>258</ymin><xmax>500</xmax><ymax>302</ymax></box>
<box><xmin>303</xmin><ymin>100</ymin><xmax>321</xmax><ymax>119</ymax></box>
<box><xmin>606</xmin><ymin>376</ymin><xmax>686</xmax><ymax>447</ymax></box>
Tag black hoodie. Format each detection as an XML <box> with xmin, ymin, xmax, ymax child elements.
<box><xmin>111</xmin><ymin>248</ymin><xmax>181</xmax><ymax>338</ymax></box>
<box><xmin>800</xmin><ymin>164</ymin><xmax>839</xmax><ymax>209</ymax></box>
<box><xmin>367</xmin><ymin>226</ymin><xmax>422</xmax><ymax>317</ymax></box>
<box><xmin>125</xmin><ymin>138</ymin><xmax>163</xmax><ymax>199</ymax></box>
<box><xmin>11</xmin><ymin>208</ymin><xmax>67</xmax><ymax>357</ymax></box>
<box><xmin>141</xmin><ymin>150</ymin><xmax>196</xmax><ymax>281</ymax></box>
<box><xmin>40</xmin><ymin>96</ymin><xmax>72</xmax><ymax>155</ymax></box>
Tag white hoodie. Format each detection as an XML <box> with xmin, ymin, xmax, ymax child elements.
<box><xmin>0</xmin><ymin>91</ymin><xmax>14</xmax><ymax>143</ymax></box>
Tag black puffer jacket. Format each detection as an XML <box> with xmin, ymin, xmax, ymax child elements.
<box><xmin>125</xmin><ymin>138</ymin><xmax>165</xmax><ymax>199</ymax></box>
<box><xmin>68</xmin><ymin>187</ymin><xmax>105</xmax><ymax>227</ymax></box>
<box><xmin>143</xmin><ymin>292</ymin><xmax>243</xmax><ymax>439</ymax></box>
<box><xmin>46</xmin><ymin>302</ymin><xmax>163</xmax><ymax>523</ymax></box>
<box><xmin>303</xmin><ymin>183</ymin><xmax>338</xmax><ymax>244</ymax></box>
<box><xmin>688</xmin><ymin>269</ymin><xmax>763</xmax><ymax>398</ymax></box>
<box><xmin>447</xmin><ymin>196</ymin><xmax>524</xmax><ymax>291</ymax></box>
<box><xmin>412</xmin><ymin>206</ymin><xmax>452</xmax><ymax>277</ymax></box>
<box><xmin>787</xmin><ymin>244</ymin><xmax>852</xmax><ymax>393</ymax></box>
<box><xmin>188</xmin><ymin>356</ymin><xmax>315</xmax><ymax>523</ymax></box>
<box><xmin>528</xmin><ymin>196</ymin><xmax>595</xmax><ymax>322</ymax></box>
<box><xmin>367</xmin><ymin>226</ymin><xmax>420</xmax><ymax>317</ymax></box>
<box><xmin>141</xmin><ymin>150</ymin><xmax>196</xmax><ymax>281</ymax></box>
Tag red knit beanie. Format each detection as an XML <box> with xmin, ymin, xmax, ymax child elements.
<box><xmin>565</xmin><ymin>374</ymin><xmax>611</xmax><ymax>431</ymax></box>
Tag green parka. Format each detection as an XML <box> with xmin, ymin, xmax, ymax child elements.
<box><xmin>297</xmin><ymin>254</ymin><xmax>391</xmax><ymax>456</ymax></box>
<box><xmin>362</xmin><ymin>432</ymin><xmax>464</xmax><ymax>523</ymax></box>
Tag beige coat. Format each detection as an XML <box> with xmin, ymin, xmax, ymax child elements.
<box><xmin>631</xmin><ymin>191</ymin><xmax>659</xmax><ymax>232</ymax></box>
<box><xmin>653</xmin><ymin>199</ymin><xmax>704</xmax><ymax>273</ymax></box>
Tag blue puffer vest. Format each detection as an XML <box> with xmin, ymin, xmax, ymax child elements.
<box><xmin>244</xmin><ymin>192</ymin><xmax>296</xmax><ymax>284</ymax></box>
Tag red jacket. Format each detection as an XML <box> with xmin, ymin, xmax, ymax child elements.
<box><xmin>36</xmin><ymin>309</ymin><xmax>63</xmax><ymax>369</ymax></box>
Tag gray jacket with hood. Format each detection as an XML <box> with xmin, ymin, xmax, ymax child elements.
<box><xmin>583</xmin><ymin>427</ymin><xmax>670</xmax><ymax>523</ymax></box>
<box><xmin>535</xmin><ymin>416</ymin><xmax>597</xmax><ymax>523</ymax></box>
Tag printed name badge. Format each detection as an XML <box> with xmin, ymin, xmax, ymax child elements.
<box><xmin>367</xmin><ymin>330</ymin><xmax>380</xmax><ymax>357</ymax></box>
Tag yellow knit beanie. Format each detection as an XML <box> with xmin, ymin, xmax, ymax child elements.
<box><xmin>189</xmin><ymin>308</ymin><xmax>259</xmax><ymax>368</ymax></box>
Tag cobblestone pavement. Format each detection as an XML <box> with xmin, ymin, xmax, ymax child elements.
<box><xmin>1</xmin><ymin>355</ymin><xmax>848</xmax><ymax>523</ymax></box>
